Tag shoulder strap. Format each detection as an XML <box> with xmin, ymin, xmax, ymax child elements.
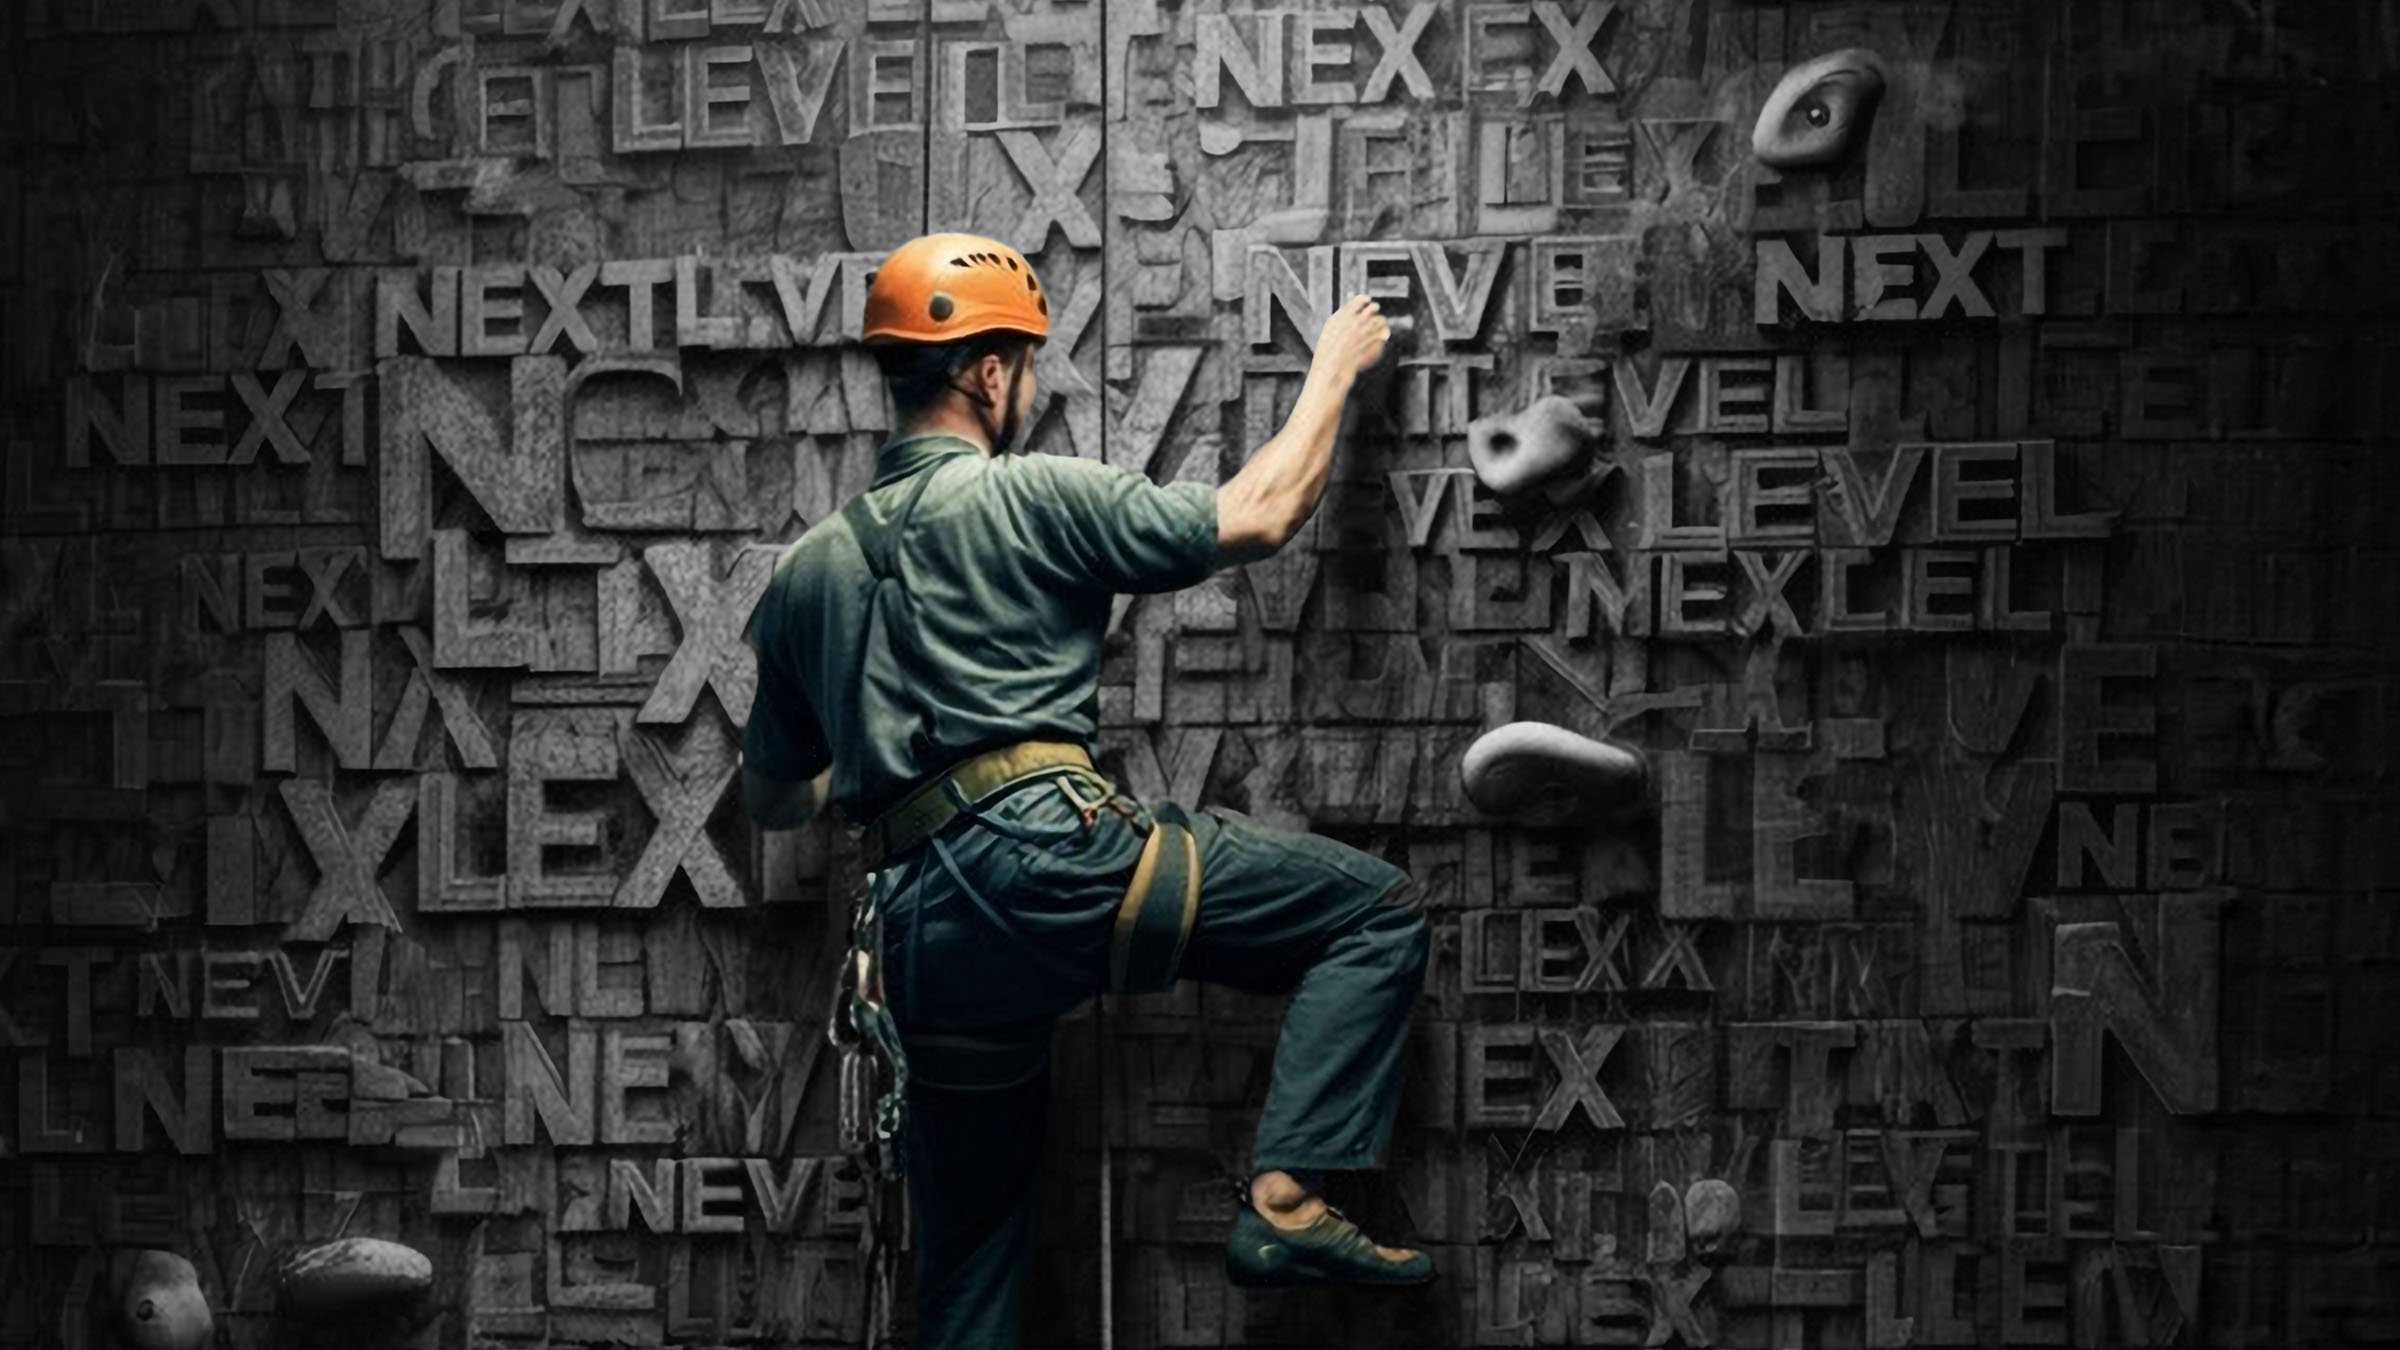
<box><xmin>835</xmin><ymin>464</ymin><xmax>949</xmax><ymax>786</ymax></box>
<box><xmin>841</xmin><ymin>462</ymin><xmax>946</xmax><ymax>583</ymax></box>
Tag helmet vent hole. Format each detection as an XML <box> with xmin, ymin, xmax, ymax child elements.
<box><xmin>929</xmin><ymin>293</ymin><xmax>955</xmax><ymax>321</ymax></box>
<box><xmin>1037</xmin><ymin>294</ymin><xmax>1048</xmax><ymax>315</ymax></box>
<box><xmin>1026</xmin><ymin>274</ymin><xmax>1038</xmax><ymax>292</ymax></box>
<box><xmin>949</xmin><ymin>257</ymin><xmax>968</xmax><ymax>267</ymax></box>
<box><xmin>1005</xmin><ymin>256</ymin><xmax>1019</xmax><ymax>270</ymax></box>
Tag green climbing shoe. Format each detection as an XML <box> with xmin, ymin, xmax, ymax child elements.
<box><xmin>1224</xmin><ymin>1203</ymin><xmax>1435</xmax><ymax>1289</ymax></box>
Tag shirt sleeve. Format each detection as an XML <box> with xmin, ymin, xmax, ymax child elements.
<box><xmin>740</xmin><ymin>572</ymin><xmax>833</xmax><ymax>783</ymax></box>
<box><xmin>1021</xmin><ymin>453</ymin><xmax>1221</xmax><ymax>595</ymax></box>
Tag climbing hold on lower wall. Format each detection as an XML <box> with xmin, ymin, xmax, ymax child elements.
<box><xmin>112</xmin><ymin>1250</ymin><xmax>212</xmax><ymax>1350</ymax></box>
<box><xmin>1465</xmin><ymin>394</ymin><xmax>1607</xmax><ymax>503</ymax></box>
<box><xmin>1682</xmin><ymin>1178</ymin><xmax>1742</xmax><ymax>1250</ymax></box>
<box><xmin>1459</xmin><ymin>721</ymin><xmax>1648</xmax><ymax>824</ymax></box>
<box><xmin>277</xmin><ymin>1238</ymin><xmax>433</xmax><ymax>1323</ymax></box>
<box><xmin>1752</xmin><ymin>48</ymin><xmax>1887</xmax><ymax>168</ymax></box>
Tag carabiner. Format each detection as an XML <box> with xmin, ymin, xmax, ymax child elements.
<box><xmin>826</xmin><ymin>877</ymin><xmax>885</xmax><ymax>1051</ymax></box>
<box><xmin>1054</xmin><ymin>772</ymin><xmax>1108</xmax><ymax>828</ymax></box>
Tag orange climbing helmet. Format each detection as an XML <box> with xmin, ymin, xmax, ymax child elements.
<box><xmin>862</xmin><ymin>232</ymin><xmax>1051</xmax><ymax>346</ymax></box>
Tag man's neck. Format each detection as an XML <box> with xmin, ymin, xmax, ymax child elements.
<box><xmin>897</xmin><ymin>404</ymin><xmax>996</xmax><ymax>456</ymax></box>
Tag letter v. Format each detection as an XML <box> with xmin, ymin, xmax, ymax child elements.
<box><xmin>1823</xmin><ymin>443</ymin><xmax>1926</xmax><ymax>547</ymax></box>
<box><xmin>1614</xmin><ymin>357</ymin><xmax>1689</xmax><ymax>439</ymax></box>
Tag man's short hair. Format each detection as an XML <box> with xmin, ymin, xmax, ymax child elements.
<box><xmin>871</xmin><ymin>332</ymin><xmax>1037</xmax><ymax>424</ymax></box>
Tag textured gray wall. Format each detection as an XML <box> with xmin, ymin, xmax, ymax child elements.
<box><xmin>3</xmin><ymin>0</ymin><xmax>2397</xmax><ymax>1346</ymax></box>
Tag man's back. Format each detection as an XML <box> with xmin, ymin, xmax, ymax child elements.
<box><xmin>745</xmin><ymin>433</ymin><xmax>1220</xmax><ymax>823</ymax></box>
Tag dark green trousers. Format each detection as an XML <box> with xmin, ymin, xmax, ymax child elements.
<box><xmin>871</xmin><ymin>770</ymin><xmax>1430</xmax><ymax>1349</ymax></box>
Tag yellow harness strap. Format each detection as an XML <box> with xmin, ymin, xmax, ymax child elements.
<box><xmin>1108</xmin><ymin>801</ymin><xmax>1202</xmax><ymax>996</ymax></box>
<box><xmin>863</xmin><ymin>740</ymin><xmax>1096</xmax><ymax>868</ymax></box>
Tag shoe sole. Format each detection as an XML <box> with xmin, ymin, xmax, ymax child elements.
<box><xmin>1225</xmin><ymin>1209</ymin><xmax>1434</xmax><ymax>1289</ymax></box>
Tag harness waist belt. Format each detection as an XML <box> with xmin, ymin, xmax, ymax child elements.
<box><xmin>862</xmin><ymin>739</ymin><xmax>1094</xmax><ymax>869</ymax></box>
<box><xmin>865</xmin><ymin>740</ymin><xmax>1203</xmax><ymax>1009</ymax></box>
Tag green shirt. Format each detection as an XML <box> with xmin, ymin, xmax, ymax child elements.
<box><xmin>742</xmin><ymin>433</ymin><xmax>1221</xmax><ymax>823</ymax></box>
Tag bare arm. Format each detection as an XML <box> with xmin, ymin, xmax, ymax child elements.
<box><xmin>1216</xmin><ymin>295</ymin><xmax>1391</xmax><ymax>567</ymax></box>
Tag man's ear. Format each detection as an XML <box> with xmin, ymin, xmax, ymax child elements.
<box><xmin>969</xmin><ymin>345</ymin><xmax>1008</xmax><ymax>398</ymax></box>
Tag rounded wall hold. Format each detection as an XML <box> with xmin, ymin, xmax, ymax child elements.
<box><xmin>1683</xmin><ymin>1178</ymin><xmax>1743</xmax><ymax>1249</ymax></box>
<box><xmin>1459</xmin><ymin>721</ymin><xmax>1649</xmax><ymax>825</ymax></box>
<box><xmin>1644</xmin><ymin>1180</ymin><xmax>1688</xmax><ymax>1265</ymax></box>
<box><xmin>278</xmin><ymin>1238</ymin><xmax>433</xmax><ymax>1323</ymax></box>
<box><xmin>1466</xmin><ymin>395</ymin><xmax>1602</xmax><ymax>500</ymax></box>
<box><xmin>1751</xmin><ymin>48</ymin><xmax>1887</xmax><ymax>169</ymax></box>
<box><xmin>113</xmin><ymin>1251</ymin><xmax>212</xmax><ymax>1350</ymax></box>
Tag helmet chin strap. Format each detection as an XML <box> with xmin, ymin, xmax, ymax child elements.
<box><xmin>948</xmin><ymin>347</ymin><xmax>1030</xmax><ymax>455</ymax></box>
<box><xmin>993</xmin><ymin>348</ymin><xmax>1027</xmax><ymax>455</ymax></box>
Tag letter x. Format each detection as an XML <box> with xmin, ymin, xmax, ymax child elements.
<box><xmin>1582</xmin><ymin>907</ymin><xmax>1634</xmax><ymax>990</ymax></box>
<box><xmin>1533</xmin><ymin>1024</ymin><xmax>1623</xmax><ymax>1131</ymax></box>
<box><xmin>998</xmin><ymin>124</ymin><xmax>1101</xmax><ymax>251</ymax></box>
<box><xmin>1534</xmin><ymin>1</ymin><xmax>1616</xmax><ymax>98</ymax></box>
<box><xmin>1646</xmin><ymin>1268</ymin><xmax>1714</xmax><ymax>1346</ymax></box>
<box><xmin>1031</xmin><ymin>271</ymin><xmax>1102</xmax><ymax>447</ymax></box>
<box><xmin>376</xmin><ymin>626</ymin><xmax>500</xmax><ymax>769</ymax></box>
<box><xmin>1644</xmin><ymin>919</ymin><xmax>1713</xmax><ymax>990</ymax></box>
<box><xmin>230</xmin><ymin>371</ymin><xmax>310</xmax><ymax>465</ymax></box>
<box><xmin>281</xmin><ymin>777</ymin><xmax>414</xmax><ymax>942</ymax></box>
<box><xmin>1638</xmin><ymin>119</ymin><xmax>1718</xmax><ymax>197</ymax></box>
<box><xmin>296</xmin><ymin>546</ymin><xmax>364</xmax><ymax>630</ymax></box>
<box><xmin>529</xmin><ymin>263</ymin><xmax>601</xmax><ymax>354</ymax></box>
<box><xmin>1361</xmin><ymin>2</ymin><xmax>1438</xmax><ymax>100</ymax></box>
<box><xmin>262</xmin><ymin>268</ymin><xmax>350</xmax><ymax>370</ymax></box>
<box><xmin>1530</xmin><ymin>499</ymin><xmax>1617</xmax><ymax>552</ymax></box>
<box><xmin>1921</xmin><ymin>232</ymin><xmax>1996</xmax><ymax>320</ymax></box>
<box><xmin>640</xmin><ymin>542</ymin><xmax>776</xmax><ymax>726</ymax></box>
<box><xmin>1483</xmin><ymin>1136</ymin><xmax>1551</xmax><ymax>1240</ymax></box>
<box><xmin>617</xmin><ymin>715</ymin><xmax>740</xmax><ymax>909</ymax></box>
<box><xmin>1735</xmin><ymin>549</ymin><xmax>1807</xmax><ymax>636</ymax></box>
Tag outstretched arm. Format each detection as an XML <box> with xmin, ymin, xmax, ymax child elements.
<box><xmin>1214</xmin><ymin>294</ymin><xmax>1392</xmax><ymax>568</ymax></box>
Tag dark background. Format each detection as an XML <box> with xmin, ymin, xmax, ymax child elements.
<box><xmin>3</xmin><ymin>0</ymin><xmax>2396</xmax><ymax>1346</ymax></box>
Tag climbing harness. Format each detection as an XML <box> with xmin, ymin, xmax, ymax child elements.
<box><xmin>831</xmin><ymin>767</ymin><xmax>1206</xmax><ymax>1177</ymax></box>
<box><xmin>821</xmin><ymin>455</ymin><xmax>1209</xmax><ymax>1179</ymax></box>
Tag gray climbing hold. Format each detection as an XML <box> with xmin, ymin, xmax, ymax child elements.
<box><xmin>1683</xmin><ymin>1178</ymin><xmax>1742</xmax><ymax>1247</ymax></box>
<box><xmin>1465</xmin><ymin>395</ymin><xmax>1605</xmax><ymax>502</ymax></box>
<box><xmin>278</xmin><ymin>1238</ymin><xmax>433</xmax><ymax>1322</ymax></box>
<box><xmin>1752</xmin><ymin>48</ymin><xmax>1887</xmax><ymax>169</ymax></box>
<box><xmin>1460</xmin><ymin>721</ymin><xmax>1648</xmax><ymax>823</ymax></box>
<box><xmin>113</xmin><ymin>1250</ymin><xmax>212</xmax><ymax>1350</ymax></box>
